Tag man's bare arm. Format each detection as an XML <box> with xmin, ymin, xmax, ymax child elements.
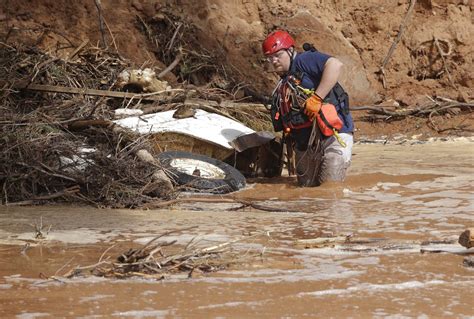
<box><xmin>314</xmin><ymin>57</ymin><xmax>343</xmax><ymax>99</ymax></box>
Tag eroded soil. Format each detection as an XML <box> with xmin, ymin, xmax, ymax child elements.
<box><xmin>1</xmin><ymin>139</ymin><xmax>473</xmax><ymax>318</ymax></box>
<box><xmin>1</xmin><ymin>1</ymin><xmax>472</xmax><ymax>139</ymax></box>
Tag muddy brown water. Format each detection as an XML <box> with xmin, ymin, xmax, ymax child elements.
<box><xmin>1</xmin><ymin>139</ymin><xmax>473</xmax><ymax>318</ymax></box>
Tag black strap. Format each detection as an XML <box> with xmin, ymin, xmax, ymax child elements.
<box><xmin>318</xmin><ymin>109</ymin><xmax>335</xmax><ymax>131</ymax></box>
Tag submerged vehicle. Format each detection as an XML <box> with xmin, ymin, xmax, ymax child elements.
<box><xmin>114</xmin><ymin>108</ymin><xmax>283</xmax><ymax>193</ymax></box>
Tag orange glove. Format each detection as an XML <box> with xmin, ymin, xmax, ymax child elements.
<box><xmin>304</xmin><ymin>94</ymin><xmax>323</xmax><ymax>120</ymax></box>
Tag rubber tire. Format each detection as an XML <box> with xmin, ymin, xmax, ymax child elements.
<box><xmin>157</xmin><ymin>151</ymin><xmax>246</xmax><ymax>194</ymax></box>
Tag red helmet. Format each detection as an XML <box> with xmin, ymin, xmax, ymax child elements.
<box><xmin>262</xmin><ymin>30</ymin><xmax>295</xmax><ymax>56</ymax></box>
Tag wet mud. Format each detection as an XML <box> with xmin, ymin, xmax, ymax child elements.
<box><xmin>1</xmin><ymin>139</ymin><xmax>473</xmax><ymax>318</ymax></box>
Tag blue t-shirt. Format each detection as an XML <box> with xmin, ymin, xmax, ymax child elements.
<box><xmin>289</xmin><ymin>51</ymin><xmax>354</xmax><ymax>134</ymax></box>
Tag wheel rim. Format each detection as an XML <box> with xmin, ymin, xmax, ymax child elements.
<box><xmin>169</xmin><ymin>158</ymin><xmax>226</xmax><ymax>179</ymax></box>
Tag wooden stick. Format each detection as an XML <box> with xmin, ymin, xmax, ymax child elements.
<box><xmin>103</xmin><ymin>15</ymin><xmax>118</xmax><ymax>53</ymax></box>
<box><xmin>67</xmin><ymin>40</ymin><xmax>89</xmax><ymax>61</ymax></box>
<box><xmin>8</xmin><ymin>82</ymin><xmax>183</xmax><ymax>101</ymax></box>
<box><xmin>142</xmin><ymin>196</ymin><xmax>297</xmax><ymax>212</ymax></box>
<box><xmin>158</xmin><ymin>52</ymin><xmax>182</xmax><ymax>78</ymax></box>
<box><xmin>5</xmin><ymin>186</ymin><xmax>81</xmax><ymax>206</ymax></box>
<box><xmin>352</xmin><ymin>102</ymin><xmax>473</xmax><ymax>118</ymax></box>
<box><xmin>379</xmin><ymin>0</ymin><xmax>417</xmax><ymax>88</ymax></box>
<box><xmin>167</xmin><ymin>23</ymin><xmax>182</xmax><ymax>52</ymax></box>
<box><xmin>94</xmin><ymin>0</ymin><xmax>107</xmax><ymax>48</ymax></box>
<box><xmin>433</xmin><ymin>36</ymin><xmax>456</xmax><ymax>88</ymax></box>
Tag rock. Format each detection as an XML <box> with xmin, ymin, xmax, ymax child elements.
<box><xmin>136</xmin><ymin>149</ymin><xmax>157</xmax><ymax>165</ymax></box>
<box><xmin>172</xmin><ymin>105</ymin><xmax>196</xmax><ymax>119</ymax></box>
<box><xmin>463</xmin><ymin>256</ymin><xmax>474</xmax><ymax>268</ymax></box>
<box><xmin>459</xmin><ymin>228</ymin><xmax>474</xmax><ymax>248</ymax></box>
<box><xmin>117</xmin><ymin>68</ymin><xmax>169</xmax><ymax>93</ymax></box>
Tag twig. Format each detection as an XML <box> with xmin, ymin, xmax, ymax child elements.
<box><xmin>353</xmin><ymin>101</ymin><xmax>473</xmax><ymax>119</ymax></box>
<box><xmin>123</xmin><ymin>226</ymin><xmax>198</xmax><ymax>263</ymax></box>
<box><xmin>30</xmin><ymin>57</ymin><xmax>60</xmax><ymax>84</ymax></box>
<box><xmin>5</xmin><ymin>186</ymin><xmax>81</xmax><ymax>206</ymax></box>
<box><xmin>167</xmin><ymin>23</ymin><xmax>182</xmax><ymax>52</ymax></box>
<box><xmin>103</xmin><ymin>16</ymin><xmax>118</xmax><ymax>53</ymax></box>
<box><xmin>62</xmin><ymin>260</ymin><xmax>112</xmax><ymax>278</ymax></box>
<box><xmin>0</xmin><ymin>41</ymin><xmax>16</xmax><ymax>50</ymax></box>
<box><xmin>143</xmin><ymin>196</ymin><xmax>297</xmax><ymax>212</ymax></box>
<box><xmin>55</xmin><ymin>257</ymin><xmax>75</xmax><ymax>276</ymax></box>
<box><xmin>17</xmin><ymin>161</ymin><xmax>78</xmax><ymax>183</ymax></box>
<box><xmin>67</xmin><ymin>40</ymin><xmax>89</xmax><ymax>61</ymax></box>
<box><xmin>379</xmin><ymin>0</ymin><xmax>417</xmax><ymax>88</ymax></box>
<box><xmin>433</xmin><ymin>36</ymin><xmax>456</xmax><ymax>88</ymax></box>
<box><xmin>157</xmin><ymin>51</ymin><xmax>182</xmax><ymax>78</ymax></box>
<box><xmin>99</xmin><ymin>244</ymin><xmax>117</xmax><ymax>262</ymax></box>
<box><xmin>94</xmin><ymin>0</ymin><xmax>107</xmax><ymax>49</ymax></box>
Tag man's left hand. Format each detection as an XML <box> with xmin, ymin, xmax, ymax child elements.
<box><xmin>304</xmin><ymin>94</ymin><xmax>323</xmax><ymax>120</ymax></box>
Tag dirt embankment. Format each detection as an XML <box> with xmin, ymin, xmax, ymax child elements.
<box><xmin>1</xmin><ymin>0</ymin><xmax>473</xmax><ymax>138</ymax></box>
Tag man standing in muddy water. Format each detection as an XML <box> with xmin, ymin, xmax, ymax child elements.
<box><xmin>263</xmin><ymin>30</ymin><xmax>354</xmax><ymax>186</ymax></box>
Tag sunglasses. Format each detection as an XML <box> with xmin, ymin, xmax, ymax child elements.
<box><xmin>266</xmin><ymin>50</ymin><xmax>288</xmax><ymax>62</ymax></box>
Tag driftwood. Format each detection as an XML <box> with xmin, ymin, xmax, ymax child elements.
<box><xmin>1</xmin><ymin>37</ymin><xmax>270</xmax><ymax>207</ymax></box>
<box><xmin>295</xmin><ymin>235</ymin><xmax>389</xmax><ymax>249</ymax></box>
<box><xmin>352</xmin><ymin>98</ymin><xmax>474</xmax><ymax>132</ymax></box>
<box><xmin>352</xmin><ymin>102</ymin><xmax>474</xmax><ymax>117</ymax></box>
<box><xmin>5</xmin><ymin>186</ymin><xmax>81</xmax><ymax>206</ymax></box>
<box><xmin>294</xmin><ymin>236</ymin><xmax>473</xmax><ymax>255</ymax></box>
<box><xmin>60</xmin><ymin>228</ymin><xmax>268</xmax><ymax>280</ymax></box>
<box><xmin>142</xmin><ymin>196</ymin><xmax>297</xmax><ymax>213</ymax></box>
<box><xmin>6</xmin><ymin>81</ymin><xmax>184</xmax><ymax>102</ymax></box>
<box><xmin>459</xmin><ymin>229</ymin><xmax>474</xmax><ymax>249</ymax></box>
<box><xmin>420</xmin><ymin>247</ymin><xmax>474</xmax><ymax>255</ymax></box>
<box><xmin>5</xmin><ymin>79</ymin><xmax>269</xmax><ymax>129</ymax></box>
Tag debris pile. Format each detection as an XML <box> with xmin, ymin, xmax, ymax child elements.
<box><xmin>61</xmin><ymin>229</ymin><xmax>264</xmax><ymax>280</ymax></box>
<box><xmin>0</xmin><ymin>41</ymin><xmax>271</xmax><ymax>207</ymax></box>
<box><xmin>0</xmin><ymin>44</ymin><xmax>175</xmax><ymax>207</ymax></box>
<box><xmin>354</xmin><ymin>97</ymin><xmax>474</xmax><ymax>133</ymax></box>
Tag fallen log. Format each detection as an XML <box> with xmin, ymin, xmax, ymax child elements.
<box><xmin>3</xmin><ymin>80</ymin><xmax>183</xmax><ymax>102</ymax></box>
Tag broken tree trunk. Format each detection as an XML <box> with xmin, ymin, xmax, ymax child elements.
<box><xmin>459</xmin><ymin>229</ymin><xmax>474</xmax><ymax>249</ymax></box>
